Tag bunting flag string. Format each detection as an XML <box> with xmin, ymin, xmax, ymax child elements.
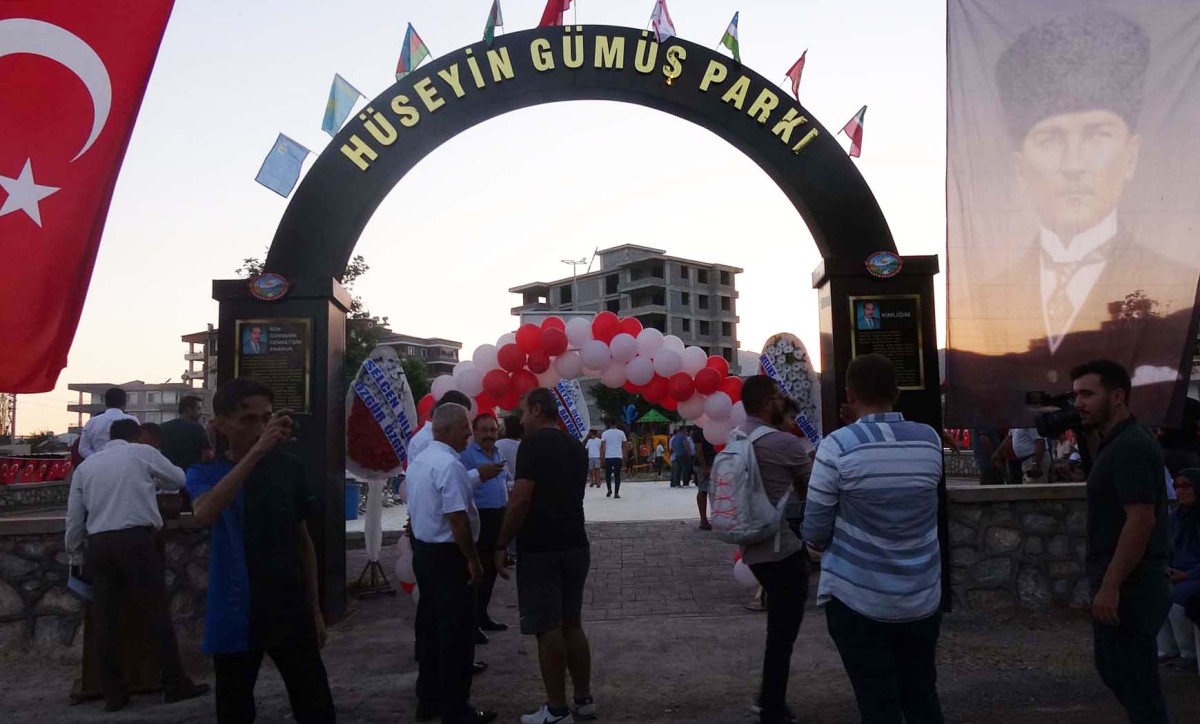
<box><xmin>321</xmin><ymin>73</ymin><xmax>365</xmax><ymax>137</ymax></box>
<box><xmin>719</xmin><ymin>11</ymin><xmax>740</xmax><ymax>63</ymax></box>
<box><xmin>840</xmin><ymin>105</ymin><xmax>867</xmax><ymax>158</ymax></box>
<box><xmin>785</xmin><ymin>50</ymin><xmax>806</xmax><ymax>102</ymax></box>
<box><xmin>255</xmin><ymin>134</ymin><xmax>311</xmax><ymax>197</ymax></box>
<box><xmin>395</xmin><ymin>22</ymin><xmax>431</xmax><ymax>80</ymax></box>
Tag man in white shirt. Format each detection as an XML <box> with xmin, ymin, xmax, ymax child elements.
<box><xmin>78</xmin><ymin>387</ymin><xmax>139</xmax><ymax>459</ymax></box>
<box><xmin>408</xmin><ymin>390</ymin><xmax>503</xmax><ymax>486</ymax></box>
<box><xmin>599</xmin><ymin>422</ymin><xmax>628</xmax><ymax>499</ymax></box>
<box><xmin>584</xmin><ymin>431</ymin><xmax>603</xmax><ymax>488</ymax></box>
<box><xmin>993</xmin><ymin>428</ymin><xmax>1048</xmax><ymax>485</ymax></box>
<box><xmin>64</xmin><ymin>419</ymin><xmax>208</xmax><ymax>711</ymax></box>
<box><xmin>406</xmin><ymin>403</ymin><xmax>496</xmax><ymax>724</ymax></box>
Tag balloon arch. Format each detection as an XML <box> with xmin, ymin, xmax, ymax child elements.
<box><xmin>419</xmin><ymin>311</ymin><xmax>747</xmax><ymax>443</ymax></box>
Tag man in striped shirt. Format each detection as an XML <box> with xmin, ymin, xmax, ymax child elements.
<box><xmin>802</xmin><ymin>354</ymin><xmax>945</xmax><ymax>723</ymax></box>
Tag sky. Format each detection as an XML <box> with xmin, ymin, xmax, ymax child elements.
<box><xmin>11</xmin><ymin>0</ymin><xmax>948</xmax><ymax>435</ymax></box>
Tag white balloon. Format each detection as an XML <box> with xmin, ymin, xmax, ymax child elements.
<box><xmin>431</xmin><ymin>375</ymin><xmax>458</xmax><ymax>400</ymax></box>
<box><xmin>600</xmin><ymin>361</ymin><xmax>627</xmax><ymax>388</ymax></box>
<box><xmin>472</xmin><ymin>343</ymin><xmax>498</xmax><ymax>371</ymax></box>
<box><xmin>681</xmin><ymin>346</ymin><xmax>708</xmax><ymax>375</ymax></box>
<box><xmin>453</xmin><ymin>360</ymin><xmax>475</xmax><ymax>378</ymax></box>
<box><xmin>705</xmin><ymin>418</ymin><xmax>733</xmax><ymax>445</ymax></box>
<box><xmin>609</xmin><ymin>333</ymin><xmax>638</xmax><ymax>363</ymax></box>
<box><xmin>636</xmin><ymin>327</ymin><xmax>664</xmax><ymax>357</ymax></box>
<box><xmin>566</xmin><ymin>317</ymin><xmax>593</xmax><ymax>347</ymax></box>
<box><xmin>653</xmin><ymin>350</ymin><xmax>682</xmax><ymax>377</ymax></box>
<box><xmin>729</xmin><ymin>401</ymin><xmax>747</xmax><ymax>427</ymax></box>
<box><xmin>396</xmin><ymin>554</ymin><xmax>416</xmax><ymax>584</ymax></box>
<box><xmin>497</xmin><ymin>332</ymin><xmax>517</xmax><ymax>347</ymax></box>
<box><xmin>397</xmin><ymin>479</ymin><xmax>408</xmax><ymax>505</ymax></box>
<box><xmin>554</xmin><ymin>350</ymin><xmax>584</xmax><ymax>379</ymax></box>
<box><xmin>456</xmin><ymin>368</ymin><xmax>484</xmax><ymax>397</ymax></box>
<box><xmin>677</xmin><ymin>394</ymin><xmax>707</xmax><ymax>421</ymax></box>
<box><xmin>704</xmin><ymin>392</ymin><xmax>733</xmax><ymax>421</ymax></box>
<box><xmin>696</xmin><ymin>414</ymin><xmax>710</xmax><ymax>428</ymax></box>
<box><xmin>663</xmin><ymin>335</ymin><xmax>686</xmax><ymax>355</ymax></box>
<box><xmin>626</xmin><ymin>355</ymin><xmax>655</xmax><ymax>386</ymax></box>
<box><xmin>536</xmin><ymin>368</ymin><xmax>562</xmax><ymax>388</ymax></box>
<box><xmin>411</xmin><ymin>585</ymin><xmax>420</xmax><ymax>606</ymax></box>
<box><xmin>733</xmin><ymin>559</ymin><xmax>759</xmax><ymax>588</ymax></box>
<box><xmin>580</xmin><ymin>340</ymin><xmax>612</xmax><ymax>370</ymax></box>
<box><xmin>397</xmin><ymin>534</ymin><xmax>412</xmax><ymax>557</ymax></box>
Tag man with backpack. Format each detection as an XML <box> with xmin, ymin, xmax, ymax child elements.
<box><xmin>803</xmin><ymin>354</ymin><xmax>945</xmax><ymax>723</ymax></box>
<box><xmin>715</xmin><ymin>375</ymin><xmax>813</xmax><ymax>724</ymax></box>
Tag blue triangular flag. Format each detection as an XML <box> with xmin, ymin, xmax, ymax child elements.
<box><xmin>321</xmin><ymin>73</ymin><xmax>363</xmax><ymax>137</ymax></box>
<box><xmin>255</xmin><ymin>134</ymin><xmax>311</xmax><ymax>198</ymax></box>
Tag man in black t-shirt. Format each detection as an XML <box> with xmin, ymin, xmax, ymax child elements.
<box><xmin>495</xmin><ymin>388</ymin><xmax>595</xmax><ymax>724</ymax></box>
<box><xmin>161</xmin><ymin>395</ymin><xmax>213</xmax><ymax>472</ymax></box>
<box><xmin>1072</xmin><ymin>360</ymin><xmax>1171</xmax><ymax>723</ymax></box>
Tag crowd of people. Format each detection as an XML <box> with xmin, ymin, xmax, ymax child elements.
<box><xmin>57</xmin><ymin>352</ymin><xmax>1200</xmax><ymax>723</ymax></box>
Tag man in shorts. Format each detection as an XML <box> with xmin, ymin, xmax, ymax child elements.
<box><xmin>496</xmin><ymin>388</ymin><xmax>595</xmax><ymax>724</ymax></box>
<box><xmin>584</xmin><ymin>431</ymin><xmax>602</xmax><ymax>488</ymax></box>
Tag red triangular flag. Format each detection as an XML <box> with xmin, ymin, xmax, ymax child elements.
<box><xmin>785</xmin><ymin>51</ymin><xmax>806</xmax><ymax>102</ymax></box>
<box><xmin>538</xmin><ymin>0</ymin><xmax>573</xmax><ymax>27</ymax></box>
<box><xmin>840</xmin><ymin>105</ymin><xmax>867</xmax><ymax>158</ymax></box>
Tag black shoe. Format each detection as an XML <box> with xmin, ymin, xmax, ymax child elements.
<box><xmin>466</xmin><ymin>708</ymin><xmax>498</xmax><ymax>724</ymax></box>
<box><xmin>163</xmin><ymin>680</ymin><xmax>210</xmax><ymax>703</ymax></box>
<box><xmin>614</xmin><ymin>494</ymin><xmax>621</xmax><ymax>499</ymax></box>
<box><xmin>415</xmin><ymin>701</ymin><xmax>441</xmax><ymax>722</ymax></box>
<box><xmin>472</xmin><ymin>661</ymin><xmax>488</xmax><ymax>676</ymax></box>
<box><xmin>475</xmin><ymin>628</ymin><xmax>489</xmax><ymax>645</ymax></box>
<box><xmin>606</xmin><ymin>490</ymin><xmax>612</xmax><ymax>497</ymax></box>
<box><xmin>479</xmin><ymin>618</ymin><xmax>508</xmax><ymax>632</ymax></box>
<box><xmin>103</xmin><ymin>692</ymin><xmax>129</xmax><ymax>713</ymax></box>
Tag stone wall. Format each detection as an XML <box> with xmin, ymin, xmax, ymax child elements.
<box><xmin>0</xmin><ymin>515</ymin><xmax>209</xmax><ymax>653</ymax></box>
<box><xmin>0</xmin><ymin>482</ymin><xmax>70</xmax><ymax>515</ymax></box>
<box><xmin>947</xmin><ymin>484</ymin><xmax>1090</xmax><ymax>612</ymax></box>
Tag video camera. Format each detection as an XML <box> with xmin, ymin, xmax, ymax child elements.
<box><xmin>1025</xmin><ymin>391</ymin><xmax>1092</xmax><ymax>474</ymax></box>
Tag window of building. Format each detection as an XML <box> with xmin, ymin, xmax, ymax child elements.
<box><xmin>127</xmin><ymin>392</ymin><xmax>139</xmax><ymax>405</ymax></box>
<box><xmin>698</xmin><ymin>294</ymin><xmax>709</xmax><ymax>310</ymax></box>
<box><xmin>163</xmin><ymin>391</ymin><xmax>178</xmax><ymax>404</ymax></box>
<box><xmin>605</xmin><ymin>274</ymin><xmax>619</xmax><ymax>294</ymax></box>
<box><xmin>559</xmin><ymin>284</ymin><xmax>573</xmax><ymax>305</ymax></box>
<box><xmin>722</xmin><ymin>347</ymin><xmax>735</xmax><ymax>363</ymax></box>
<box><xmin>721</xmin><ymin>296</ymin><xmax>731</xmax><ymax>312</ymax></box>
<box><xmin>699</xmin><ymin>320</ymin><xmax>710</xmax><ymax>336</ymax></box>
<box><xmin>145</xmin><ymin>411</ymin><xmax>162</xmax><ymax>423</ymax></box>
<box><xmin>679</xmin><ymin>265</ymin><xmax>689</xmax><ymax>281</ymax></box>
<box><xmin>147</xmin><ymin>392</ymin><xmax>161</xmax><ymax>404</ymax></box>
<box><xmin>698</xmin><ymin>269</ymin><xmax>709</xmax><ymax>284</ymax></box>
<box><xmin>681</xmin><ymin>318</ymin><xmax>691</xmax><ymax>332</ymax></box>
<box><xmin>720</xmin><ymin>270</ymin><xmax>731</xmax><ymax>286</ymax></box>
<box><xmin>722</xmin><ymin>321</ymin><xmax>733</xmax><ymax>337</ymax></box>
<box><xmin>681</xmin><ymin>291</ymin><xmax>690</xmax><ymax>306</ymax></box>
<box><xmin>607</xmin><ymin>299</ymin><xmax>621</xmax><ymax>313</ymax></box>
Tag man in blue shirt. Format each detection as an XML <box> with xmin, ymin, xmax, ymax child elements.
<box><xmin>461</xmin><ymin>413</ymin><xmax>511</xmax><ymax>634</ymax></box>
<box><xmin>186</xmin><ymin>378</ymin><xmax>334</xmax><ymax>723</ymax></box>
<box><xmin>668</xmin><ymin>428</ymin><xmax>693</xmax><ymax>488</ymax></box>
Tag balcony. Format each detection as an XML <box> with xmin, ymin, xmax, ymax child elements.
<box><xmin>622</xmin><ymin>276</ymin><xmax>666</xmax><ymax>294</ymax></box>
<box><xmin>184</xmin><ymin>352</ymin><xmax>207</xmax><ymax>362</ymax></box>
<box><xmin>625</xmin><ymin>302</ymin><xmax>667</xmax><ymax>316</ymax></box>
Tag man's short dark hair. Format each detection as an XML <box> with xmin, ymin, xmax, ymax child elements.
<box><xmin>104</xmin><ymin>387</ymin><xmax>126</xmax><ymax>409</ymax></box>
<box><xmin>846</xmin><ymin>354</ymin><xmax>899</xmax><ymax>406</ymax></box>
<box><xmin>503</xmin><ymin>414</ymin><xmax>524</xmax><ymax>440</ymax></box>
<box><xmin>741</xmin><ymin>375</ymin><xmax>780</xmax><ymax>416</ymax></box>
<box><xmin>525</xmin><ymin>388</ymin><xmax>559</xmax><ymax>421</ymax></box>
<box><xmin>435</xmin><ymin>390</ymin><xmax>472</xmax><ymax>410</ymax></box>
<box><xmin>473</xmin><ymin>412</ymin><xmax>498</xmax><ymax>429</ymax></box>
<box><xmin>212</xmin><ymin>378</ymin><xmax>275</xmax><ymax>417</ymax></box>
<box><xmin>1070</xmin><ymin>359</ymin><xmax>1132</xmax><ymax>401</ymax></box>
<box><xmin>178</xmin><ymin>395</ymin><xmax>203</xmax><ymax>415</ymax></box>
<box><xmin>109</xmin><ymin>418</ymin><xmax>141</xmax><ymax>442</ymax></box>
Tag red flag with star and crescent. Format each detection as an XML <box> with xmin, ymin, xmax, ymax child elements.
<box><xmin>0</xmin><ymin>1</ymin><xmax>174</xmax><ymax>392</ymax></box>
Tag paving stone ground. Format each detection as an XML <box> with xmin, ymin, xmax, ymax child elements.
<box><xmin>2</xmin><ymin>516</ymin><xmax>1198</xmax><ymax>723</ymax></box>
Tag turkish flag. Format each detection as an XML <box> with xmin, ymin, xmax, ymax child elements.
<box><xmin>538</xmin><ymin>0</ymin><xmax>573</xmax><ymax>28</ymax></box>
<box><xmin>0</xmin><ymin>1</ymin><xmax>174</xmax><ymax>392</ymax></box>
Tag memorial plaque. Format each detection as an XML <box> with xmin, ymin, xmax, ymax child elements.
<box><xmin>234</xmin><ymin>318</ymin><xmax>312</xmax><ymax>413</ymax></box>
<box><xmin>848</xmin><ymin>294</ymin><xmax>925</xmax><ymax>390</ymax></box>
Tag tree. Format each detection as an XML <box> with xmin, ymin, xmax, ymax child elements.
<box><xmin>402</xmin><ymin>358</ymin><xmax>431</xmax><ymax>401</ymax></box>
<box><xmin>591</xmin><ymin>383</ymin><xmax>678</xmax><ymax>426</ymax></box>
<box><xmin>24</xmin><ymin>429</ymin><xmax>56</xmax><ymax>448</ymax></box>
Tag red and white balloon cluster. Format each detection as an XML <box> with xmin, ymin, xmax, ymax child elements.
<box><xmin>417</xmin><ymin>312</ymin><xmax>747</xmax><ymax>444</ymax></box>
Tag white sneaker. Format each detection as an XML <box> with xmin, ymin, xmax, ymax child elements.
<box><xmin>570</xmin><ymin>696</ymin><xmax>597</xmax><ymax>720</ymax></box>
<box><xmin>520</xmin><ymin>704</ymin><xmax>575</xmax><ymax>724</ymax></box>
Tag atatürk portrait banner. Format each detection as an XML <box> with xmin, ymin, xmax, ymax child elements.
<box><xmin>945</xmin><ymin>0</ymin><xmax>1200</xmax><ymax>427</ymax></box>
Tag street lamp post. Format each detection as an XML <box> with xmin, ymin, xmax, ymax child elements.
<box><xmin>561</xmin><ymin>258</ymin><xmax>587</xmax><ymax>311</ymax></box>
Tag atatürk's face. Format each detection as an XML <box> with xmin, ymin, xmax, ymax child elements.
<box><xmin>1017</xmin><ymin>109</ymin><xmax>1140</xmax><ymax>239</ymax></box>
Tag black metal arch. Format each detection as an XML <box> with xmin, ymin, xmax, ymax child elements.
<box><xmin>264</xmin><ymin>25</ymin><xmax>894</xmax><ymax>277</ymax></box>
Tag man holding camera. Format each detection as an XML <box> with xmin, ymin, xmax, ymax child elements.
<box><xmin>1072</xmin><ymin>360</ymin><xmax>1172</xmax><ymax>723</ymax></box>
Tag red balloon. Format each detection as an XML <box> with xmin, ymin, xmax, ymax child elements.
<box><xmin>515</xmin><ymin>323</ymin><xmax>543</xmax><ymax>354</ymax></box>
<box><xmin>400</xmin><ymin>581</ymin><xmax>416</xmax><ymax>594</ymax></box>
<box><xmin>592</xmin><ymin>311</ymin><xmax>621</xmax><ymax>344</ymax></box>
<box><xmin>498</xmin><ymin>389</ymin><xmax>521</xmax><ymax>410</ymax></box>
<box><xmin>475</xmin><ymin>392</ymin><xmax>497</xmax><ymax>412</ymax></box>
<box><xmin>623</xmin><ymin>381</ymin><xmax>641</xmax><ymax>394</ymax></box>
<box><xmin>660</xmin><ymin>397</ymin><xmax>678</xmax><ymax>411</ymax></box>
<box><xmin>497</xmin><ymin>343</ymin><xmax>526</xmax><ymax>373</ymax></box>
<box><xmin>540</xmin><ymin>327</ymin><xmax>569</xmax><ymax>356</ymax></box>
<box><xmin>695</xmin><ymin>367</ymin><xmax>722</xmax><ymax>395</ymax></box>
<box><xmin>482</xmin><ymin>369</ymin><xmax>512</xmax><ymax>398</ymax></box>
<box><xmin>721</xmin><ymin>376</ymin><xmax>743</xmax><ymax>403</ymax></box>
<box><xmin>714</xmin><ymin>444</ymin><xmax>726</xmax><ymax>454</ymax></box>
<box><xmin>705</xmin><ymin>355</ymin><xmax>730</xmax><ymax>377</ymax></box>
<box><xmin>511</xmin><ymin>369</ymin><xmax>538</xmax><ymax>397</ymax></box>
<box><xmin>526</xmin><ymin>350</ymin><xmax>551</xmax><ymax>374</ymax></box>
<box><xmin>668</xmin><ymin>372</ymin><xmax>696</xmax><ymax>401</ymax></box>
<box><xmin>619</xmin><ymin>317</ymin><xmax>643</xmax><ymax>337</ymax></box>
<box><xmin>417</xmin><ymin>394</ymin><xmax>435</xmax><ymax>419</ymax></box>
<box><xmin>643</xmin><ymin>375</ymin><xmax>668</xmax><ymax>404</ymax></box>
<box><xmin>541</xmin><ymin>316</ymin><xmax>566</xmax><ymax>331</ymax></box>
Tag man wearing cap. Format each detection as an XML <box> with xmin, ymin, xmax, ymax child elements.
<box><xmin>947</xmin><ymin>9</ymin><xmax>1200</xmax><ymax>426</ymax></box>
